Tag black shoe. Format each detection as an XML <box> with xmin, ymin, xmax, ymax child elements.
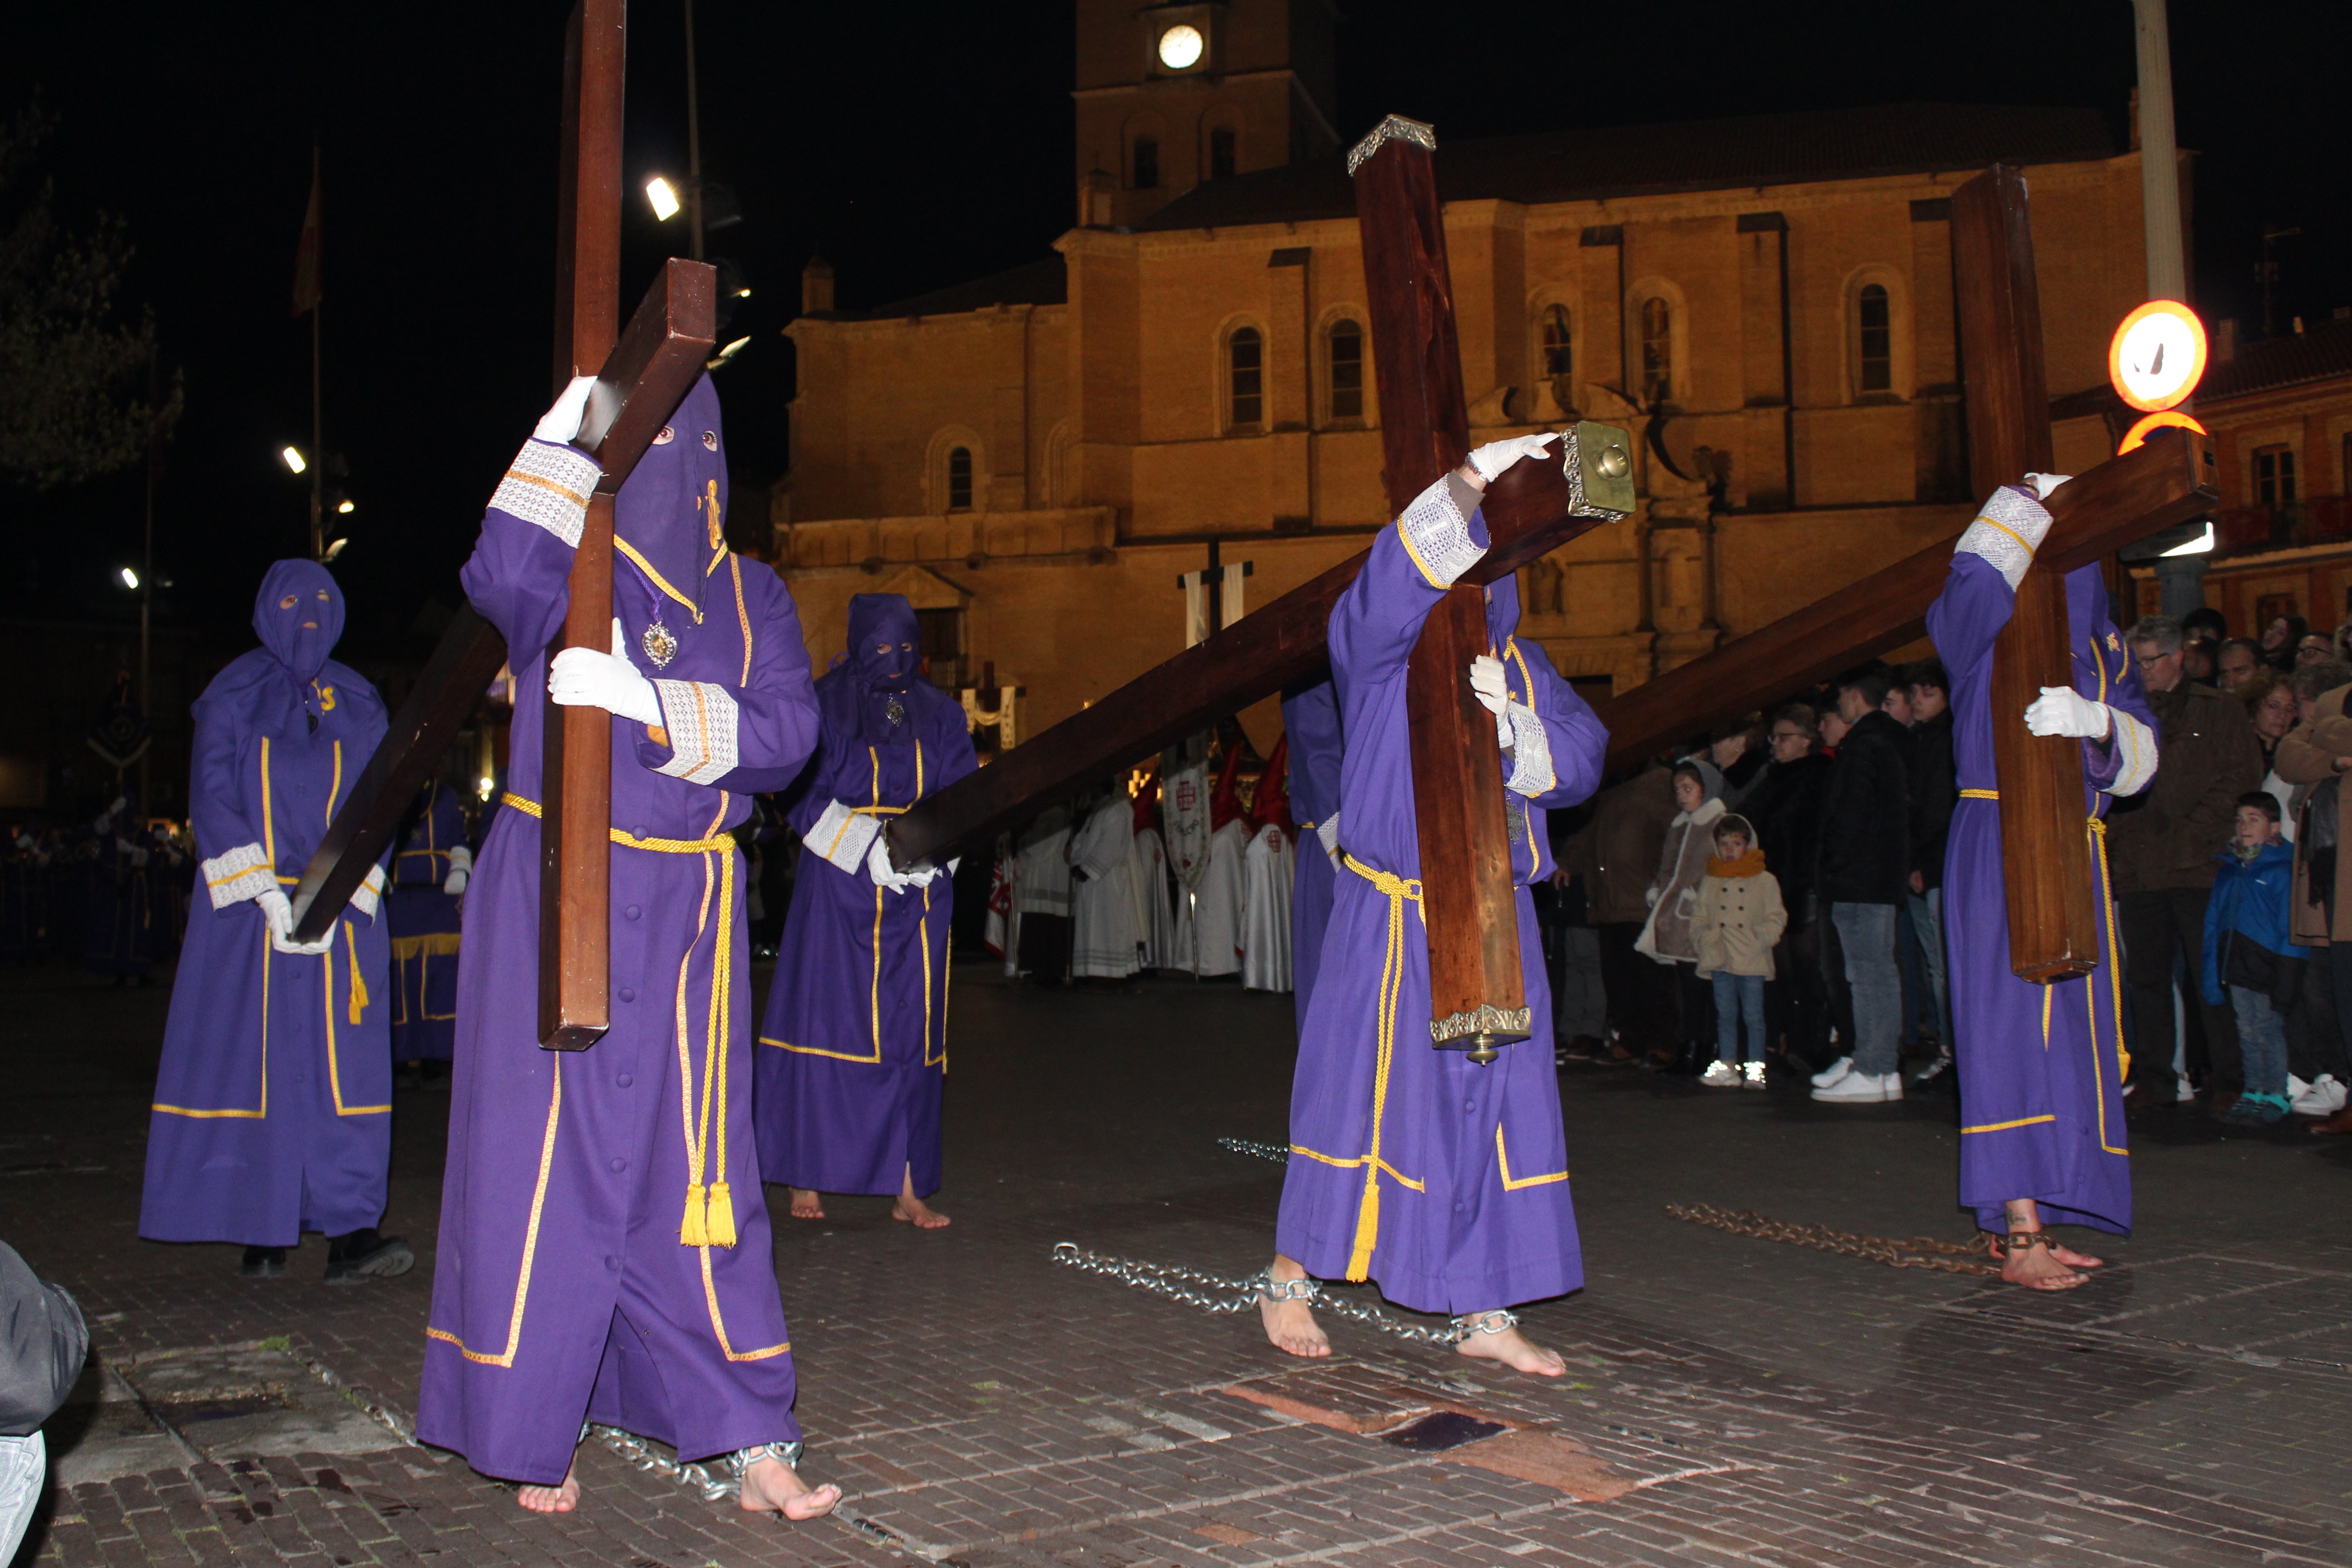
<box><xmin>240</xmin><ymin>1245</ymin><xmax>287</xmax><ymax>1278</ymax></box>
<box><xmin>323</xmin><ymin>1228</ymin><xmax>414</xmax><ymax>1284</ymax></box>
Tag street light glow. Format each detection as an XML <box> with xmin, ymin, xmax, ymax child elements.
<box><xmin>646</xmin><ymin>176</ymin><xmax>681</xmax><ymax>220</ymax></box>
<box><xmin>281</xmin><ymin>446</ymin><xmax>307</xmax><ymax>474</ymax></box>
<box><xmin>118</xmin><ymin>567</ymin><xmax>139</xmax><ymax>590</ymax></box>
<box><xmin>337</xmin><ymin>499</ymin><xmax>355</xmax><ymax>514</ymax></box>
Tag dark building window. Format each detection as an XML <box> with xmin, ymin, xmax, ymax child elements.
<box><xmin>947</xmin><ymin>446</ymin><xmax>973</xmax><ymax>510</ymax></box>
<box><xmin>1857</xmin><ymin>283</ymin><xmax>1892</xmax><ymax>393</ymax></box>
<box><xmin>1209</xmin><ymin>126</ymin><xmax>1236</xmax><ymax>179</ymax></box>
<box><xmin>1538</xmin><ymin>304</ymin><xmax>1573</xmax><ymax>379</ymax></box>
<box><xmin>1327</xmin><ymin>320</ymin><xmax>1363</xmax><ymax>421</ymax></box>
<box><xmin>914</xmin><ymin>607</ymin><xmax>963</xmax><ymax>689</ymax></box>
<box><xmin>2256</xmin><ymin>444</ymin><xmax>2297</xmax><ymax>506</ymax></box>
<box><xmin>1133</xmin><ymin>137</ymin><xmax>1159</xmax><ymax>190</ymax></box>
<box><xmin>1229</xmin><ymin>327</ymin><xmax>1263</xmax><ymax>429</ymax></box>
<box><xmin>1639</xmin><ymin>297</ymin><xmax>1672</xmax><ymax>404</ymax></box>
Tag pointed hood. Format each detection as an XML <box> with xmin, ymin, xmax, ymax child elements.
<box><xmin>1253</xmin><ymin>734</ymin><xmax>1293</xmax><ymax>835</ymax></box>
<box><xmin>846</xmin><ymin>593</ymin><xmax>921</xmax><ymax>691</ymax></box>
<box><xmin>614</xmin><ymin>372</ymin><xmax>730</xmax><ymax>621</ymax></box>
<box><xmin>1210</xmin><ymin>742</ymin><xmax>1247</xmax><ymax>832</ymax></box>
<box><xmin>1483</xmin><ymin>571</ymin><xmax>1521</xmax><ymax>651</ymax></box>
<box><xmin>252</xmin><ymin>559</ymin><xmax>343</xmax><ymax>684</ymax></box>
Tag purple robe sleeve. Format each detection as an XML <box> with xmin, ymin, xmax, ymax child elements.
<box><xmin>459</xmin><ymin>437</ymin><xmax>598</xmax><ymax>663</ymax></box>
<box><xmin>2071</xmin><ymin>564</ymin><xmax>2158</xmax><ymax>798</ymax></box>
<box><xmin>630</xmin><ymin>565</ymin><xmax>819</xmax><ymax>794</ymax></box>
<box><xmin>1328</xmin><ymin>474</ymin><xmax>1490</xmax><ymax>702</ymax></box>
<box><xmin>1502</xmin><ymin>636</ymin><xmax>1606</xmax><ymax>810</ymax></box>
<box><xmin>188</xmin><ymin>686</ymin><xmax>273</xmax><ymax>907</ymax></box>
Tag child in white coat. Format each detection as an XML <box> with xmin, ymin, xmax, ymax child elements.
<box><xmin>1690</xmin><ymin>814</ymin><xmax>1788</xmax><ymax>1088</ymax></box>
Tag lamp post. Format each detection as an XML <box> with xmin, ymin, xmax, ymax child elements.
<box><xmin>2131</xmin><ymin>0</ymin><xmax>2209</xmax><ymax>618</ymax></box>
<box><xmin>684</xmin><ymin>0</ymin><xmax>705</xmax><ymax>262</ymax></box>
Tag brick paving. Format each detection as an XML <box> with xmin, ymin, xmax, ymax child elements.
<box><xmin>5</xmin><ymin>960</ymin><xmax>2349</xmax><ymax>1567</ymax></box>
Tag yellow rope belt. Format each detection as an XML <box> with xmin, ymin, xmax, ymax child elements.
<box><xmin>502</xmin><ymin>791</ymin><xmax>743</xmax><ymax>1247</ymax></box>
<box><xmin>1337</xmin><ymin>853</ymin><xmax>1424</xmax><ymax>1281</ymax></box>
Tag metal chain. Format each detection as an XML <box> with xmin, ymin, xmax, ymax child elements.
<box><xmin>1217</xmin><ymin>1137</ymin><xmax>1291</xmax><ymax>1164</ymax></box>
<box><xmin>588</xmin><ymin>1423</ymin><xmax>736</xmax><ymax>1502</ymax></box>
<box><xmin>1051</xmin><ymin>1242</ymin><xmax>1508</xmax><ymax>1345</ymax></box>
<box><xmin>1666</xmin><ymin>1202</ymin><xmax>2001</xmax><ymax>1278</ymax></box>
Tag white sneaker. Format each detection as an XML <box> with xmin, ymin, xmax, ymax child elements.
<box><xmin>1740</xmin><ymin>1061</ymin><xmax>1768</xmax><ymax>1089</ymax></box>
<box><xmin>2293</xmin><ymin>1074</ymin><xmax>2347</xmax><ymax>1116</ymax></box>
<box><xmin>1813</xmin><ymin>1071</ymin><xmax>1902</xmax><ymax>1104</ymax></box>
<box><xmin>1810</xmin><ymin>1055</ymin><xmax>1855</xmax><ymax>1089</ymax></box>
<box><xmin>1699</xmin><ymin>1060</ymin><xmax>1742</xmax><ymax>1088</ymax></box>
<box><xmin>2287</xmin><ymin>1074</ymin><xmax>2312</xmax><ymax>1103</ymax></box>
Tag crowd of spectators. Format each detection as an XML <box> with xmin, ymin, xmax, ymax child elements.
<box><xmin>1549</xmin><ymin>599</ymin><xmax>2352</xmax><ymax>1134</ymax></box>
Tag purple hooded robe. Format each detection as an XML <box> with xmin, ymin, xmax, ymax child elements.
<box><xmin>1927</xmin><ymin>493</ymin><xmax>2157</xmax><ymax>1236</ymax></box>
<box><xmin>754</xmin><ymin>593</ymin><xmax>977</xmax><ymax>1196</ymax></box>
<box><xmin>388</xmin><ymin>781</ymin><xmax>466</xmax><ymax>1063</ymax></box>
<box><xmin>140</xmin><ymin>561</ymin><xmax>393</xmax><ymax>1246</ymax></box>
<box><xmin>1279</xmin><ymin>679</ymin><xmax>1343</xmax><ymax>1033</ymax></box>
<box><xmin>417</xmin><ymin>377</ymin><xmax>822</xmax><ymax>1484</ymax></box>
<box><xmin>1275</xmin><ymin>474</ymin><xmax>1608</xmax><ymax>1313</ymax></box>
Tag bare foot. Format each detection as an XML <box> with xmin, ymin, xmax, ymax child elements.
<box><xmin>2001</xmin><ymin>1235</ymin><xmax>2089</xmax><ymax>1291</ymax></box>
<box><xmin>516</xmin><ymin>1464</ymin><xmax>578</xmax><ymax>1514</ymax></box>
<box><xmin>2047</xmin><ymin>1240</ymin><xmax>2104</xmax><ymax>1270</ymax></box>
<box><xmin>738</xmin><ymin>1454</ymin><xmax>840</xmax><ymax>1521</ymax></box>
<box><xmin>891</xmin><ymin>1168</ymin><xmax>949</xmax><ymax>1228</ymax></box>
<box><xmin>788</xmin><ymin>1188</ymin><xmax>825</xmax><ymax>1220</ymax></box>
<box><xmin>1259</xmin><ymin>1254</ymin><xmax>1328</xmax><ymax>1359</ymax></box>
<box><xmin>1455</xmin><ymin>1317</ymin><xmax>1566</xmax><ymax>1377</ymax></box>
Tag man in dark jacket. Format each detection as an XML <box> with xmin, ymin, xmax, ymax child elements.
<box><xmin>1811</xmin><ymin>668</ymin><xmax>1913</xmax><ymax>1102</ymax></box>
<box><xmin>2</xmin><ymin>1240</ymin><xmax>87</xmax><ymax>1563</ymax></box>
<box><xmin>2111</xmin><ymin>614</ymin><xmax>2264</xmax><ymax>1107</ymax></box>
<box><xmin>1738</xmin><ymin>705</ymin><xmax>1836</xmax><ymax>1068</ymax></box>
<box><xmin>1906</xmin><ymin>662</ymin><xmax>1958</xmax><ymax>1084</ymax></box>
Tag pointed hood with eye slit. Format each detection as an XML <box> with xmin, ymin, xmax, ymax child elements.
<box><xmin>847</xmin><ymin>593</ymin><xmax>921</xmax><ymax>691</ymax></box>
<box><xmin>1482</xmin><ymin>570</ymin><xmax>1520</xmax><ymax>652</ymax></box>
<box><xmin>613</xmin><ymin>372</ymin><xmax>729</xmax><ymax>622</ymax></box>
<box><xmin>252</xmin><ymin>559</ymin><xmax>343</xmax><ymax>683</ymax></box>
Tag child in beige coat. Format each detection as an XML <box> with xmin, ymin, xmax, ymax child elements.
<box><xmin>1690</xmin><ymin>814</ymin><xmax>1787</xmax><ymax>1088</ymax></box>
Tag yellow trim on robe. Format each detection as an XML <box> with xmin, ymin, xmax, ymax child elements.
<box><xmin>613</xmin><ymin>536</ymin><xmax>705</xmax><ymax>622</ymax></box>
<box><xmin>426</xmin><ymin>1058</ymin><xmax>563</xmax><ymax>1367</ymax></box>
<box><xmin>1961</xmin><ymin>1114</ymin><xmax>2057</xmax><ymax>1134</ymax></box>
<box><xmin>154</xmin><ymin>929</ymin><xmax>272</xmax><ymax>1118</ymax></box>
<box><xmin>1495</xmin><ymin>1125</ymin><xmax>1568</xmax><ymax>1189</ymax></box>
<box><xmin>321</xmin><ymin>925</ymin><xmax>389</xmax><ymax>1116</ymax></box>
<box><xmin>731</xmin><ymin>554</ymin><xmax>753</xmax><ymax>685</ymax></box>
<box><xmin>1395</xmin><ymin>515</ymin><xmax>1446</xmax><ymax>590</ymax></box>
<box><xmin>1336</xmin><ymin>853</ymin><xmax>1427</xmax><ymax>1279</ymax></box>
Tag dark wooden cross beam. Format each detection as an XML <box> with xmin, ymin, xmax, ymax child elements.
<box><xmin>889</xmin><ymin>118</ymin><xmax>1633</xmax><ymax>1062</ymax></box>
<box><xmin>291</xmin><ymin>2</ymin><xmax>717</xmax><ymax>1056</ymax></box>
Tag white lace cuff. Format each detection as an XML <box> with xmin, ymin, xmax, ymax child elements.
<box><xmin>446</xmin><ymin>844</ymin><xmax>473</xmax><ymax>875</ymax></box>
<box><xmin>1504</xmin><ymin>703</ymin><xmax>1556</xmax><ymax>796</ymax></box>
<box><xmin>1955</xmin><ymin>485</ymin><xmax>2053</xmax><ymax>591</ymax></box>
<box><xmin>1316</xmin><ymin>813</ymin><xmax>1341</xmax><ymax>858</ymax></box>
<box><xmin>1395</xmin><ymin>474</ymin><xmax>1486</xmax><ymax>589</ymax></box>
<box><xmin>202</xmin><ymin>842</ymin><xmax>274</xmax><ymax>909</ymax></box>
<box><xmin>2107</xmin><ymin>708</ymin><xmax>2157</xmax><ymax>798</ymax></box>
<box><xmin>490</xmin><ymin>438</ymin><xmax>602</xmax><ymax>549</ymax></box>
<box><xmin>810</xmin><ymin>798</ymin><xmax>881</xmax><ymax>873</ymax></box>
<box><xmin>349</xmin><ymin>862</ymin><xmax>387</xmax><ymax>919</ymax></box>
<box><xmin>650</xmin><ymin>680</ymin><xmax>740</xmax><ymax>786</ymax></box>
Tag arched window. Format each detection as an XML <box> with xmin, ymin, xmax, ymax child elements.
<box><xmin>1327</xmin><ymin>319</ymin><xmax>1364</xmax><ymax>421</ymax></box>
<box><xmin>1856</xmin><ymin>283</ymin><xmax>1891</xmax><ymax>393</ymax></box>
<box><xmin>1538</xmin><ymin>304</ymin><xmax>1572</xmax><ymax>380</ymax></box>
<box><xmin>1639</xmin><ymin>297</ymin><xmax>1671</xmax><ymax>404</ymax></box>
<box><xmin>947</xmin><ymin>446</ymin><xmax>973</xmax><ymax>510</ymax></box>
<box><xmin>1209</xmin><ymin>126</ymin><xmax>1236</xmax><ymax>179</ymax></box>
<box><xmin>1132</xmin><ymin>137</ymin><xmax>1159</xmax><ymax>190</ymax></box>
<box><xmin>1228</xmin><ymin>326</ymin><xmax>1263</xmax><ymax>430</ymax></box>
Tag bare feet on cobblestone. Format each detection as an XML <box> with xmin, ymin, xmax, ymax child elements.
<box><xmin>738</xmin><ymin>1454</ymin><xmax>840</xmax><ymax>1520</ymax></box>
<box><xmin>1455</xmin><ymin>1322</ymin><xmax>1567</xmax><ymax>1377</ymax></box>
<box><xmin>892</xmin><ymin>1167</ymin><xmax>950</xmax><ymax>1228</ymax></box>
<box><xmin>515</xmin><ymin>1465</ymin><xmax>578</xmax><ymax>1514</ymax></box>
<box><xmin>788</xmin><ymin>1188</ymin><xmax>825</xmax><ymax>1220</ymax></box>
<box><xmin>1260</xmin><ymin>1253</ymin><xmax>1328</xmax><ymax>1359</ymax></box>
<box><xmin>1997</xmin><ymin>1200</ymin><xmax>2094</xmax><ymax>1290</ymax></box>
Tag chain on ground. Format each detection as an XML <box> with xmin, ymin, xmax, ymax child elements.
<box><xmin>1666</xmin><ymin>1202</ymin><xmax>2000</xmax><ymax>1277</ymax></box>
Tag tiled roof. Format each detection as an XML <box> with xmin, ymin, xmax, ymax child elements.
<box><xmin>1137</xmin><ymin>103</ymin><xmax>2116</xmax><ymax>232</ymax></box>
<box><xmin>2202</xmin><ymin>318</ymin><xmax>2352</xmax><ymax>402</ymax></box>
<box><xmin>858</xmin><ymin>256</ymin><xmax>1067</xmax><ymax>322</ymax></box>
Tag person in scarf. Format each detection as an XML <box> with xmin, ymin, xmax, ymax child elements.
<box><xmin>140</xmin><ymin>561</ymin><xmax>406</xmax><ymax>1284</ymax></box>
<box><xmin>416</xmin><ymin>377</ymin><xmax>837</xmax><ymax>1519</ymax></box>
<box><xmin>387</xmin><ymin>780</ymin><xmax>470</xmax><ymax>1073</ymax></box>
<box><xmin>1263</xmin><ymin>434</ymin><xmax>1607</xmax><ymax>1374</ymax></box>
<box><xmin>755</xmin><ymin>592</ymin><xmax>975</xmax><ymax>1228</ymax></box>
<box><xmin>1926</xmin><ymin>475</ymin><xmax>2157</xmax><ymax>1290</ymax></box>
<box><xmin>1280</xmin><ymin>679</ymin><xmax>1344</xmax><ymax>1029</ymax></box>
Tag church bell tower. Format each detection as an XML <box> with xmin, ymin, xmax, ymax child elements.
<box><xmin>1073</xmin><ymin>0</ymin><xmax>1338</xmax><ymax>229</ymax></box>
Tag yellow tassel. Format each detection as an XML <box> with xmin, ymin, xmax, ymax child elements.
<box><xmin>705</xmin><ymin>1181</ymin><xmax>737</xmax><ymax>1247</ymax></box>
<box><xmin>344</xmin><ymin>921</ymin><xmax>368</xmax><ymax>1023</ymax></box>
<box><xmin>679</xmin><ymin>1182</ymin><xmax>709</xmax><ymax>1246</ymax></box>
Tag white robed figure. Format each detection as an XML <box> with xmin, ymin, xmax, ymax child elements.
<box><xmin>1069</xmin><ymin>786</ymin><xmax>1141</xmax><ymax>978</ymax></box>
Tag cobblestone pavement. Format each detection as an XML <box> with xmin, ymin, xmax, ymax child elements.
<box><xmin>5</xmin><ymin>959</ymin><xmax>2349</xmax><ymax>1568</ymax></box>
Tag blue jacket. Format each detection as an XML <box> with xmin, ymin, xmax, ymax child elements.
<box><xmin>2202</xmin><ymin>839</ymin><xmax>2302</xmax><ymax>1005</ymax></box>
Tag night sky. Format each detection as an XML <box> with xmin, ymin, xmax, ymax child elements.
<box><xmin>4</xmin><ymin>1</ymin><xmax>2346</xmax><ymax>669</ymax></box>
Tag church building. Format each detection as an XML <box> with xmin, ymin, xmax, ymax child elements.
<box><xmin>772</xmin><ymin>0</ymin><xmax>2174</xmax><ymax>743</ymax></box>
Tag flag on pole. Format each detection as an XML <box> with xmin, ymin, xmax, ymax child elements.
<box><xmin>291</xmin><ymin>150</ymin><xmax>321</xmax><ymax>318</ymax></box>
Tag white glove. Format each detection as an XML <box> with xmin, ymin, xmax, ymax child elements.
<box><xmin>1469</xmin><ymin>653</ymin><xmax>1512</xmax><ymax>744</ymax></box>
<box><xmin>1463</xmin><ymin>431</ymin><xmax>1559</xmax><ymax>485</ymax></box>
<box><xmin>443</xmin><ymin>844</ymin><xmax>471</xmax><ymax>897</ymax></box>
<box><xmin>867</xmin><ymin>835</ymin><xmax>923</xmax><ymax>893</ymax></box>
<box><xmin>536</xmin><ymin>374</ymin><xmax>597</xmax><ymax>446</ymax></box>
<box><xmin>2024</xmin><ymin>685</ymin><xmax>2110</xmax><ymax>740</ymax></box>
<box><xmin>257</xmin><ymin>887</ymin><xmax>333</xmax><ymax>955</ymax></box>
<box><xmin>549</xmin><ymin>617</ymin><xmax>660</xmax><ymax>726</ymax></box>
<box><xmin>2023</xmin><ymin>472</ymin><xmax>2073</xmax><ymax>500</ymax></box>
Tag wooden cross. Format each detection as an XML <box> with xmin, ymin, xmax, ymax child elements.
<box><xmin>888</xmin><ymin>118</ymin><xmax>1635</xmax><ymax>1056</ymax></box>
<box><xmin>289</xmin><ymin>0</ymin><xmax>715</xmax><ymax>1051</ymax></box>
<box><xmin>1592</xmin><ymin>164</ymin><xmax>2219</xmax><ymax>982</ymax></box>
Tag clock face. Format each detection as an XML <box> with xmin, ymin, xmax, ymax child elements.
<box><xmin>2107</xmin><ymin>299</ymin><xmax>2207</xmax><ymax>412</ymax></box>
<box><xmin>1158</xmin><ymin>23</ymin><xmax>1204</xmax><ymax>69</ymax></box>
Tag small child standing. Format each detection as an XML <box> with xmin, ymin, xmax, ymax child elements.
<box><xmin>2202</xmin><ymin>791</ymin><xmax>2303</xmax><ymax>1125</ymax></box>
<box><xmin>1691</xmin><ymin>813</ymin><xmax>1787</xmax><ymax>1088</ymax></box>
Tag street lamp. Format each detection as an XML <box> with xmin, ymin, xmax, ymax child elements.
<box><xmin>337</xmin><ymin>498</ymin><xmax>355</xmax><ymax>514</ymax></box>
<box><xmin>118</xmin><ymin>566</ymin><xmax>139</xmax><ymax>590</ymax></box>
<box><xmin>281</xmin><ymin>445</ymin><xmax>307</xmax><ymax>474</ymax></box>
<box><xmin>646</xmin><ymin>176</ymin><xmax>681</xmax><ymax>221</ymax></box>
